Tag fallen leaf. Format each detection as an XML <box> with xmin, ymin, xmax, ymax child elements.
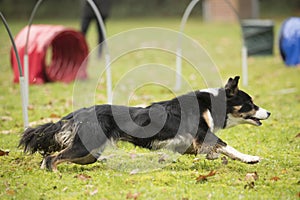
<box><xmin>27</xmin><ymin>104</ymin><xmax>35</xmax><ymax>110</ymax></box>
<box><xmin>74</xmin><ymin>174</ymin><xmax>91</xmax><ymax>181</ymax></box>
<box><xmin>270</xmin><ymin>176</ymin><xmax>280</xmax><ymax>181</ymax></box>
<box><xmin>295</xmin><ymin>133</ymin><xmax>300</xmax><ymax>138</ymax></box>
<box><xmin>6</xmin><ymin>188</ymin><xmax>15</xmax><ymax>196</ymax></box>
<box><xmin>50</xmin><ymin>113</ymin><xmax>60</xmax><ymax>118</ymax></box>
<box><xmin>196</xmin><ymin>170</ymin><xmax>217</xmax><ymax>183</ymax></box>
<box><xmin>1</xmin><ymin>116</ymin><xmax>12</xmax><ymax>121</ymax></box>
<box><xmin>0</xmin><ymin>130</ymin><xmax>13</xmax><ymax>134</ymax></box>
<box><xmin>0</xmin><ymin>149</ymin><xmax>9</xmax><ymax>156</ymax></box>
<box><xmin>245</xmin><ymin>172</ymin><xmax>259</xmax><ymax>181</ymax></box>
<box><xmin>126</xmin><ymin>192</ymin><xmax>140</xmax><ymax>200</ymax></box>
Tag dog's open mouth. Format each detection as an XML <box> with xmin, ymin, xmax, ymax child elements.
<box><xmin>245</xmin><ymin>116</ymin><xmax>262</xmax><ymax>126</ymax></box>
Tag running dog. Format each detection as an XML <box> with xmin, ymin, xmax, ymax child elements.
<box><xmin>19</xmin><ymin>76</ymin><xmax>270</xmax><ymax>172</ymax></box>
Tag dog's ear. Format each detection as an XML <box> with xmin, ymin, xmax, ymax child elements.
<box><xmin>225</xmin><ymin>76</ymin><xmax>240</xmax><ymax>97</ymax></box>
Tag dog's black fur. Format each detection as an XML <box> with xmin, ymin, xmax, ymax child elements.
<box><xmin>19</xmin><ymin>76</ymin><xmax>270</xmax><ymax>172</ymax></box>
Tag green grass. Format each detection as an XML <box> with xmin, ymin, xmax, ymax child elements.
<box><xmin>0</xmin><ymin>18</ymin><xmax>299</xmax><ymax>199</ymax></box>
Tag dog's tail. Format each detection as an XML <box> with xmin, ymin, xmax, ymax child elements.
<box><xmin>19</xmin><ymin>120</ymin><xmax>68</xmax><ymax>156</ymax></box>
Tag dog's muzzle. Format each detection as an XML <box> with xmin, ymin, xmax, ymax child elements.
<box><xmin>246</xmin><ymin>108</ymin><xmax>271</xmax><ymax>126</ymax></box>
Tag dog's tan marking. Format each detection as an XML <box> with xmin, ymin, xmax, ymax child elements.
<box><xmin>203</xmin><ymin>110</ymin><xmax>214</xmax><ymax>132</ymax></box>
<box><xmin>230</xmin><ymin>105</ymin><xmax>242</xmax><ymax>117</ymax></box>
<box><xmin>231</xmin><ymin>105</ymin><xmax>257</xmax><ymax>118</ymax></box>
<box><xmin>233</xmin><ymin>105</ymin><xmax>242</xmax><ymax>110</ymax></box>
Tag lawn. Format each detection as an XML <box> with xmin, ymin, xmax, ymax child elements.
<box><xmin>0</xmin><ymin>17</ymin><xmax>299</xmax><ymax>199</ymax></box>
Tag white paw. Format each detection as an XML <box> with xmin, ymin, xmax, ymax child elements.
<box><xmin>241</xmin><ymin>155</ymin><xmax>261</xmax><ymax>164</ymax></box>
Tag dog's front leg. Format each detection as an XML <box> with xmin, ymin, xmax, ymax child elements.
<box><xmin>217</xmin><ymin>145</ymin><xmax>260</xmax><ymax>164</ymax></box>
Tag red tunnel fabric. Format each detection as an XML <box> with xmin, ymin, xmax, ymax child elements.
<box><xmin>11</xmin><ymin>25</ymin><xmax>89</xmax><ymax>84</ymax></box>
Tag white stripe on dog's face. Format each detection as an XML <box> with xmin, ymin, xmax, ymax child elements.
<box><xmin>253</xmin><ymin>107</ymin><xmax>270</xmax><ymax>120</ymax></box>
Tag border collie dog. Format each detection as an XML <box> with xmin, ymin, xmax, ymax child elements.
<box><xmin>19</xmin><ymin>76</ymin><xmax>270</xmax><ymax>172</ymax></box>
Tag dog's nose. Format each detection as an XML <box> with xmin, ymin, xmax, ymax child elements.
<box><xmin>267</xmin><ymin>112</ymin><xmax>271</xmax><ymax>118</ymax></box>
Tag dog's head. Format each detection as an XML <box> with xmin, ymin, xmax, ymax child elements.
<box><xmin>224</xmin><ymin>76</ymin><xmax>271</xmax><ymax>128</ymax></box>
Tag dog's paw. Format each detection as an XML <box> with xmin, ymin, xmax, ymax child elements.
<box><xmin>206</xmin><ymin>152</ymin><xmax>220</xmax><ymax>160</ymax></box>
<box><xmin>242</xmin><ymin>155</ymin><xmax>261</xmax><ymax>164</ymax></box>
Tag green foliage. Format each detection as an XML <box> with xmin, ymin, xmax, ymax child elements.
<box><xmin>0</xmin><ymin>18</ymin><xmax>299</xmax><ymax>199</ymax></box>
<box><xmin>1</xmin><ymin>0</ymin><xmax>300</xmax><ymax>19</ymax></box>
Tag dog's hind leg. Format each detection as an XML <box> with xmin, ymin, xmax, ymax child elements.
<box><xmin>41</xmin><ymin>142</ymin><xmax>105</xmax><ymax>172</ymax></box>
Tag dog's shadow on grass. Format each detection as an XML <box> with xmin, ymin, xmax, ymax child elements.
<box><xmin>57</xmin><ymin>153</ymin><xmax>224</xmax><ymax>174</ymax></box>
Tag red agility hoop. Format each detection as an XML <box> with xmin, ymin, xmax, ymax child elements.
<box><xmin>11</xmin><ymin>25</ymin><xmax>88</xmax><ymax>84</ymax></box>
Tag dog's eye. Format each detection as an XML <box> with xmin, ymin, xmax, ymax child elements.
<box><xmin>248</xmin><ymin>100</ymin><xmax>259</xmax><ymax>111</ymax></box>
<box><xmin>253</xmin><ymin>104</ymin><xmax>259</xmax><ymax>110</ymax></box>
<box><xmin>239</xmin><ymin>103</ymin><xmax>253</xmax><ymax>112</ymax></box>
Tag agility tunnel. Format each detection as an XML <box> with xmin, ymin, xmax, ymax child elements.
<box><xmin>11</xmin><ymin>25</ymin><xmax>89</xmax><ymax>84</ymax></box>
<box><xmin>279</xmin><ymin>17</ymin><xmax>300</xmax><ymax>67</ymax></box>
